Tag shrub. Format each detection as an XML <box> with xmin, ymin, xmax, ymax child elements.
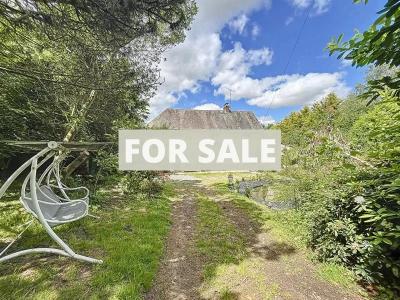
<box><xmin>278</xmin><ymin>92</ymin><xmax>400</xmax><ymax>297</ymax></box>
<box><xmin>310</xmin><ymin>94</ymin><xmax>400</xmax><ymax>296</ymax></box>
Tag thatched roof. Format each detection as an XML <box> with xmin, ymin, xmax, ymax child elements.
<box><xmin>148</xmin><ymin>109</ymin><xmax>263</xmax><ymax>129</ymax></box>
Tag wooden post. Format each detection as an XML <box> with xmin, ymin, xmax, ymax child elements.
<box><xmin>64</xmin><ymin>150</ymin><xmax>90</xmax><ymax>177</ymax></box>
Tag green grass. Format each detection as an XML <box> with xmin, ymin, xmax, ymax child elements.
<box><xmin>195</xmin><ymin>193</ymin><xmax>282</xmax><ymax>299</ymax></box>
<box><xmin>220</xmin><ymin>289</ymin><xmax>239</xmax><ymax>300</ymax></box>
<box><xmin>317</xmin><ymin>262</ymin><xmax>360</xmax><ymax>290</ymax></box>
<box><xmin>211</xmin><ymin>181</ymin><xmax>308</xmax><ymax>249</ymax></box>
<box><xmin>195</xmin><ymin>193</ymin><xmax>247</xmax><ymax>281</ymax></box>
<box><xmin>0</xmin><ymin>181</ymin><xmax>174</xmax><ymax>300</ymax></box>
<box><xmin>196</xmin><ymin>172</ymin><xmax>361</xmax><ymax>294</ymax></box>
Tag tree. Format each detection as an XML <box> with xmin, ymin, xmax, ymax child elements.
<box><xmin>327</xmin><ymin>0</ymin><xmax>400</xmax><ymax>101</ymax></box>
<box><xmin>0</xmin><ymin>0</ymin><xmax>196</xmax><ymax>51</ymax></box>
<box><xmin>0</xmin><ymin>0</ymin><xmax>196</xmax><ymax>139</ymax></box>
<box><xmin>0</xmin><ymin>0</ymin><xmax>197</xmax><ymax>171</ymax></box>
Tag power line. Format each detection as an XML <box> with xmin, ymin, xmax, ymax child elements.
<box><xmin>265</xmin><ymin>4</ymin><xmax>313</xmax><ymax>116</ymax></box>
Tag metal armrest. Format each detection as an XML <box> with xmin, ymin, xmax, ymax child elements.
<box><xmin>47</xmin><ymin>184</ymin><xmax>90</xmax><ymax>201</ymax></box>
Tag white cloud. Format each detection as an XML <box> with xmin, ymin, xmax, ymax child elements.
<box><xmin>149</xmin><ymin>0</ymin><xmax>272</xmax><ymax>118</ymax></box>
<box><xmin>251</xmin><ymin>24</ymin><xmax>260</xmax><ymax>37</ymax></box>
<box><xmin>247</xmin><ymin>72</ymin><xmax>350</xmax><ymax>108</ymax></box>
<box><xmin>313</xmin><ymin>0</ymin><xmax>331</xmax><ymax>15</ymax></box>
<box><xmin>289</xmin><ymin>0</ymin><xmax>331</xmax><ymax>15</ymax></box>
<box><xmin>149</xmin><ymin>0</ymin><xmax>342</xmax><ymax>119</ymax></box>
<box><xmin>340</xmin><ymin>59</ymin><xmax>353</xmax><ymax>68</ymax></box>
<box><xmin>285</xmin><ymin>16</ymin><xmax>294</xmax><ymax>26</ymax></box>
<box><xmin>149</xmin><ymin>33</ymin><xmax>221</xmax><ymax>117</ymax></box>
<box><xmin>191</xmin><ymin>0</ymin><xmax>270</xmax><ymax>35</ymax></box>
<box><xmin>248</xmin><ymin>48</ymin><xmax>274</xmax><ymax>65</ymax></box>
<box><xmin>212</xmin><ymin>42</ymin><xmax>273</xmax><ymax>99</ymax></box>
<box><xmin>193</xmin><ymin>103</ymin><xmax>222</xmax><ymax>110</ymax></box>
<box><xmin>291</xmin><ymin>0</ymin><xmax>311</xmax><ymax>9</ymax></box>
<box><xmin>229</xmin><ymin>14</ymin><xmax>249</xmax><ymax>35</ymax></box>
<box><xmin>149</xmin><ymin>93</ymin><xmax>182</xmax><ymax>120</ymax></box>
<box><xmin>209</xmin><ymin>42</ymin><xmax>349</xmax><ymax>109</ymax></box>
<box><xmin>258</xmin><ymin>115</ymin><xmax>276</xmax><ymax>126</ymax></box>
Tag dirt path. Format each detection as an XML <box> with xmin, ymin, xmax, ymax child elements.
<box><xmin>204</xmin><ymin>194</ymin><xmax>362</xmax><ymax>300</ymax></box>
<box><xmin>146</xmin><ymin>178</ymin><xmax>364</xmax><ymax>300</ymax></box>
<box><xmin>145</xmin><ymin>182</ymin><xmax>204</xmax><ymax>300</ymax></box>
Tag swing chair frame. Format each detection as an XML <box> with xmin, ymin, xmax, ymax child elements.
<box><xmin>0</xmin><ymin>142</ymin><xmax>102</xmax><ymax>264</ymax></box>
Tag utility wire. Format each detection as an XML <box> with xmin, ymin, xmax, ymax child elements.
<box><xmin>265</xmin><ymin>4</ymin><xmax>313</xmax><ymax>116</ymax></box>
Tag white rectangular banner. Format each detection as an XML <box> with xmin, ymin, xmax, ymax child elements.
<box><xmin>119</xmin><ymin>130</ymin><xmax>281</xmax><ymax>171</ymax></box>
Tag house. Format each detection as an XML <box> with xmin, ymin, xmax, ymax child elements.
<box><xmin>148</xmin><ymin>104</ymin><xmax>263</xmax><ymax>129</ymax></box>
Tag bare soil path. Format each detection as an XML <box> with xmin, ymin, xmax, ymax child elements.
<box><xmin>146</xmin><ymin>176</ymin><xmax>365</xmax><ymax>300</ymax></box>
<box><xmin>145</xmin><ymin>182</ymin><xmax>204</xmax><ymax>300</ymax></box>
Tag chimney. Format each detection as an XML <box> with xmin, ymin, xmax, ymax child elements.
<box><xmin>223</xmin><ymin>103</ymin><xmax>232</xmax><ymax>113</ymax></box>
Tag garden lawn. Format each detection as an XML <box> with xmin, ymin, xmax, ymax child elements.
<box><xmin>0</xmin><ymin>182</ymin><xmax>174</xmax><ymax>300</ymax></box>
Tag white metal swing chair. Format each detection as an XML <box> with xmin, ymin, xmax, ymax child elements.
<box><xmin>0</xmin><ymin>141</ymin><xmax>103</xmax><ymax>264</ymax></box>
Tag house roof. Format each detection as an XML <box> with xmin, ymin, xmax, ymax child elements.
<box><xmin>148</xmin><ymin>109</ymin><xmax>263</xmax><ymax>129</ymax></box>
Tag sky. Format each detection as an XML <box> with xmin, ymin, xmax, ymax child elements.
<box><xmin>148</xmin><ymin>0</ymin><xmax>385</xmax><ymax>125</ymax></box>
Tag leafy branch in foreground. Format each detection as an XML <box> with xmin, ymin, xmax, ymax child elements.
<box><xmin>327</xmin><ymin>0</ymin><xmax>400</xmax><ymax>102</ymax></box>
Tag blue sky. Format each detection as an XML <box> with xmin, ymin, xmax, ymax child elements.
<box><xmin>149</xmin><ymin>0</ymin><xmax>385</xmax><ymax>125</ymax></box>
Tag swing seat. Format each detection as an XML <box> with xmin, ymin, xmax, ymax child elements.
<box><xmin>0</xmin><ymin>141</ymin><xmax>102</xmax><ymax>264</ymax></box>
<box><xmin>23</xmin><ymin>186</ymin><xmax>89</xmax><ymax>227</ymax></box>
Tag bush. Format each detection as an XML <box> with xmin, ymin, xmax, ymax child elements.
<box><xmin>309</xmin><ymin>95</ymin><xmax>400</xmax><ymax>296</ymax></box>
<box><xmin>278</xmin><ymin>92</ymin><xmax>400</xmax><ymax>297</ymax></box>
<box><xmin>122</xmin><ymin>171</ymin><xmax>164</xmax><ymax>197</ymax></box>
<box><xmin>84</xmin><ymin>150</ymin><xmax>165</xmax><ymax>203</ymax></box>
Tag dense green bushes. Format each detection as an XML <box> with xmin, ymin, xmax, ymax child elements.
<box><xmin>276</xmin><ymin>92</ymin><xmax>400</xmax><ymax>297</ymax></box>
<box><xmin>280</xmin><ymin>1</ymin><xmax>400</xmax><ymax>293</ymax></box>
<box><xmin>350</xmin><ymin>97</ymin><xmax>400</xmax><ymax>294</ymax></box>
<box><xmin>89</xmin><ymin>150</ymin><xmax>164</xmax><ymax>204</ymax></box>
